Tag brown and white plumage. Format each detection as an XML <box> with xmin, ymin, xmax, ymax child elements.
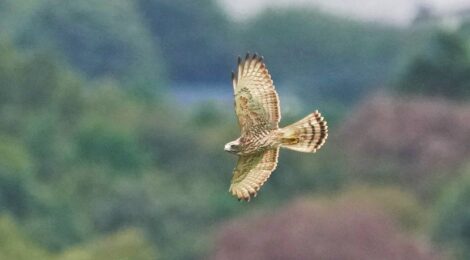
<box><xmin>225</xmin><ymin>54</ymin><xmax>328</xmax><ymax>201</ymax></box>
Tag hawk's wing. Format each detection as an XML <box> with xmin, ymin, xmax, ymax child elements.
<box><xmin>232</xmin><ymin>54</ymin><xmax>280</xmax><ymax>135</ymax></box>
<box><xmin>229</xmin><ymin>148</ymin><xmax>279</xmax><ymax>201</ymax></box>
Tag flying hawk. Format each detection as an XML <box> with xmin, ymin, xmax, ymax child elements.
<box><xmin>224</xmin><ymin>54</ymin><xmax>328</xmax><ymax>201</ymax></box>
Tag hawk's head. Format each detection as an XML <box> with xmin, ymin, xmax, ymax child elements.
<box><xmin>224</xmin><ymin>139</ymin><xmax>240</xmax><ymax>154</ymax></box>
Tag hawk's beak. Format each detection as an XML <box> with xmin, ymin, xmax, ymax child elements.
<box><xmin>224</xmin><ymin>144</ymin><xmax>231</xmax><ymax>152</ymax></box>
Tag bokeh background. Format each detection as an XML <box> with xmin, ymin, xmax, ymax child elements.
<box><xmin>1</xmin><ymin>0</ymin><xmax>470</xmax><ymax>259</ymax></box>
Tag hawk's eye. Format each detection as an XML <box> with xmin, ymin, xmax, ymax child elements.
<box><xmin>231</xmin><ymin>144</ymin><xmax>237</xmax><ymax>149</ymax></box>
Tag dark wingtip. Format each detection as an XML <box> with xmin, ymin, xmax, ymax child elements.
<box><xmin>231</xmin><ymin>71</ymin><xmax>235</xmax><ymax>80</ymax></box>
<box><xmin>255</xmin><ymin>53</ymin><xmax>262</xmax><ymax>62</ymax></box>
<box><xmin>245</xmin><ymin>52</ymin><xmax>250</xmax><ymax>60</ymax></box>
<box><xmin>237</xmin><ymin>56</ymin><xmax>241</xmax><ymax>65</ymax></box>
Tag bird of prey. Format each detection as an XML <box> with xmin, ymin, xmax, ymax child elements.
<box><xmin>224</xmin><ymin>54</ymin><xmax>328</xmax><ymax>201</ymax></box>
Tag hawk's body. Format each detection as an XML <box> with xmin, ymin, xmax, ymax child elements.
<box><xmin>225</xmin><ymin>54</ymin><xmax>328</xmax><ymax>201</ymax></box>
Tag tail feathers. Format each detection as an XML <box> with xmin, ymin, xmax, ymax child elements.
<box><xmin>279</xmin><ymin>110</ymin><xmax>328</xmax><ymax>153</ymax></box>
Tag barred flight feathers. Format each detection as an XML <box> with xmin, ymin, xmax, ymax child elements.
<box><xmin>279</xmin><ymin>111</ymin><xmax>328</xmax><ymax>153</ymax></box>
<box><xmin>233</xmin><ymin>53</ymin><xmax>280</xmax><ymax>134</ymax></box>
<box><xmin>229</xmin><ymin>149</ymin><xmax>279</xmax><ymax>201</ymax></box>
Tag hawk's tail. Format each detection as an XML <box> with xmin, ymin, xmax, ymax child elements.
<box><xmin>278</xmin><ymin>111</ymin><xmax>328</xmax><ymax>153</ymax></box>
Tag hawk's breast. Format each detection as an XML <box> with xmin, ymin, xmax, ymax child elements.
<box><xmin>239</xmin><ymin>129</ymin><xmax>279</xmax><ymax>155</ymax></box>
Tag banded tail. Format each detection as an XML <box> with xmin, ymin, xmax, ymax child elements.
<box><xmin>278</xmin><ymin>111</ymin><xmax>328</xmax><ymax>153</ymax></box>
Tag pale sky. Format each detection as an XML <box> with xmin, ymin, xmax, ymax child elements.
<box><xmin>219</xmin><ymin>0</ymin><xmax>470</xmax><ymax>25</ymax></box>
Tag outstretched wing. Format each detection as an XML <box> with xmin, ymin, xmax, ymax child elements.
<box><xmin>229</xmin><ymin>148</ymin><xmax>279</xmax><ymax>201</ymax></box>
<box><xmin>232</xmin><ymin>54</ymin><xmax>280</xmax><ymax>135</ymax></box>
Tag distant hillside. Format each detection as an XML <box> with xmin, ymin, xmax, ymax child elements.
<box><xmin>338</xmin><ymin>94</ymin><xmax>470</xmax><ymax>195</ymax></box>
<box><xmin>0</xmin><ymin>0</ymin><xmax>426</xmax><ymax>103</ymax></box>
<box><xmin>234</xmin><ymin>8</ymin><xmax>410</xmax><ymax>103</ymax></box>
<box><xmin>213</xmin><ymin>193</ymin><xmax>440</xmax><ymax>259</ymax></box>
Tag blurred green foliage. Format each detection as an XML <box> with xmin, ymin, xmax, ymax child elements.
<box><xmin>396</xmin><ymin>30</ymin><xmax>470</xmax><ymax>99</ymax></box>
<box><xmin>2</xmin><ymin>0</ymin><xmax>166</xmax><ymax>96</ymax></box>
<box><xmin>137</xmin><ymin>0</ymin><xmax>235</xmax><ymax>83</ymax></box>
<box><xmin>0</xmin><ymin>136</ymin><xmax>35</xmax><ymax>218</ymax></box>
<box><xmin>0</xmin><ymin>215</ymin><xmax>52</xmax><ymax>260</ymax></box>
<box><xmin>58</xmin><ymin>228</ymin><xmax>158</xmax><ymax>260</ymax></box>
<box><xmin>0</xmin><ymin>0</ymin><xmax>424</xmax><ymax>104</ymax></box>
<box><xmin>0</xmin><ymin>215</ymin><xmax>157</xmax><ymax>260</ymax></box>
<box><xmin>236</xmin><ymin>9</ymin><xmax>406</xmax><ymax>103</ymax></box>
<box><xmin>432</xmin><ymin>166</ymin><xmax>470</xmax><ymax>259</ymax></box>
